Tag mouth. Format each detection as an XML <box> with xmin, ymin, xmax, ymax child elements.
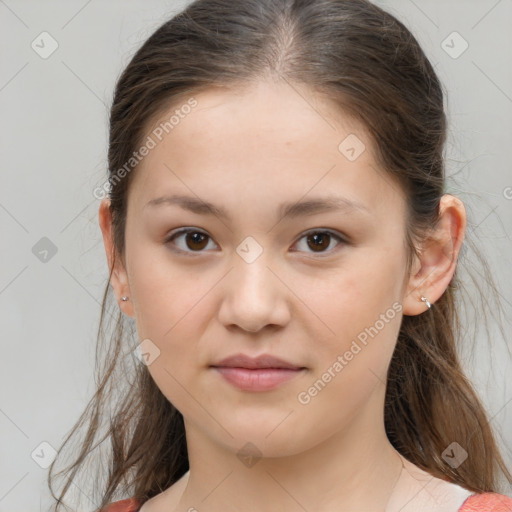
<box><xmin>211</xmin><ymin>353</ymin><xmax>305</xmax><ymax>370</ymax></box>
<box><xmin>210</xmin><ymin>366</ymin><xmax>306</xmax><ymax>391</ymax></box>
<box><xmin>210</xmin><ymin>353</ymin><xmax>307</xmax><ymax>391</ymax></box>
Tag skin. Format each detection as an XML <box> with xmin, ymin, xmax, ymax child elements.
<box><xmin>99</xmin><ymin>79</ymin><xmax>467</xmax><ymax>512</ymax></box>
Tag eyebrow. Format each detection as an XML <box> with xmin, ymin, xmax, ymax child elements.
<box><xmin>143</xmin><ymin>194</ymin><xmax>370</xmax><ymax>220</ymax></box>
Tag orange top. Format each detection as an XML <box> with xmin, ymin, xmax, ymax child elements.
<box><xmin>99</xmin><ymin>498</ymin><xmax>140</xmax><ymax>512</ymax></box>
<box><xmin>459</xmin><ymin>492</ymin><xmax>512</xmax><ymax>511</ymax></box>
<box><xmin>100</xmin><ymin>492</ymin><xmax>512</xmax><ymax>511</ymax></box>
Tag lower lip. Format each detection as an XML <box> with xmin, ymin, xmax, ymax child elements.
<box><xmin>211</xmin><ymin>366</ymin><xmax>305</xmax><ymax>391</ymax></box>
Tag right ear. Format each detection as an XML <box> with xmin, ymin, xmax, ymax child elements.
<box><xmin>98</xmin><ymin>198</ymin><xmax>134</xmax><ymax>317</ymax></box>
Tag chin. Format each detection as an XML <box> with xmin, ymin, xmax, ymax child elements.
<box><xmin>204</xmin><ymin>420</ymin><xmax>318</xmax><ymax>460</ymax></box>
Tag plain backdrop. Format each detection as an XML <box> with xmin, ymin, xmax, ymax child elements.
<box><xmin>1</xmin><ymin>0</ymin><xmax>511</xmax><ymax>510</ymax></box>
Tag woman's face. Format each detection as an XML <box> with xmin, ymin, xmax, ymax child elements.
<box><xmin>105</xmin><ymin>80</ymin><xmax>414</xmax><ymax>457</ymax></box>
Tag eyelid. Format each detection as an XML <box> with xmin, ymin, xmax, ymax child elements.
<box><xmin>164</xmin><ymin>227</ymin><xmax>348</xmax><ymax>256</ymax></box>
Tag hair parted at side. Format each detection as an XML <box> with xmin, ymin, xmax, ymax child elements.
<box><xmin>47</xmin><ymin>0</ymin><xmax>512</xmax><ymax>510</ymax></box>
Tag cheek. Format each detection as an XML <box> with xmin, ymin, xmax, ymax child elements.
<box><xmin>127</xmin><ymin>246</ymin><xmax>217</xmax><ymax>369</ymax></box>
<box><xmin>128</xmin><ymin>245</ymin><xmax>206</xmax><ymax>336</ymax></box>
<box><xmin>307</xmin><ymin>246</ymin><xmax>405</xmax><ymax>376</ymax></box>
<box><xmin>316</xmin><ymin>253</ymin><xmax>402</xmax><ymax>333</ymax></box>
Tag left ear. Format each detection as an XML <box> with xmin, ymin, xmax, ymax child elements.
<box><xmin>402</xmin><ymin>194</ymin><xmax>467</xmax><ymax>315</ymax></box>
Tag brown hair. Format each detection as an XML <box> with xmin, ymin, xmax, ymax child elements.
<box><xmin>47</xmin><ymin>0</ymin><xmax>512</xmax><ymax>509</ymax></box>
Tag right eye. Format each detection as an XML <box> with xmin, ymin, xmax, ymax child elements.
<box><xmin>164</xmin><ymin>228</ymin><xmax>218</xmax><ymax>255</ymax></box>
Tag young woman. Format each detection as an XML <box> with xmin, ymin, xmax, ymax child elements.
<box><xmin>48</xmin><ymin>0</ymin><xmax>512</xmax><ymax>511</ymax></box>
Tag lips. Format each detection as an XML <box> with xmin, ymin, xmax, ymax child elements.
<box><xmin>210</xmin><ymin>353</ymin><xmax>306</xmax><ymax>391</ymax></box>
<box><xmin>211</xmin><ymin>353</ymin><xmax>304</xmax><ymax>370</ymax></box>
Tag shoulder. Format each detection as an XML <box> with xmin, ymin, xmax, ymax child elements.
<box><xmin>387</xmin><ymin>454</ymin><xmax>463</xmax><ymax>511</ymax></box>
<box><xmin>97</xmin><ymin>470</ymin><xmax>189</xmax><ymax>512</ymax></box>
<box><xmin>458</xmin><ymin>492</ymin><xmax>512</xmax><ymax>511</ymax></box>
<box><xmin>98</xmin><ymin>497</ymin><xmax>141</xmax><ymax>512</ymax></box>
<box><xmin>136</xmin><ymin>470</ymin><xmax>190</xmax><ymax>511</ymax></box>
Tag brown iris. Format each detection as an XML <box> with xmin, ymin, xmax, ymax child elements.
<box><xmin>175</xmin><ymin>230</ymin><xmax>335</xmax><ymax>254</ymax></box>
<box><xmin>305</xmin><ymin>232</ymin><xmax>332</xmax><ymax>252</ymax></box>
<box><xmin>184</xmin><ymin>231</ymin><xmax>209</xmax><ymax>251</ymax></box>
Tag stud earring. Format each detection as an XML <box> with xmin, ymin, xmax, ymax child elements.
<box><xmin>121</xmin><ymin>296</ymin><xmax>129</xmax><ymax>302</ymax></box>
<box><xmin>420</xmin><ymin>296</ymin><xmax>431</xmax><ymax>309</ymax></box>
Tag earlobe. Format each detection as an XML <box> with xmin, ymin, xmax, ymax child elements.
<box><xmin>402</xmin><ymin>194</ymin><xmax>466</xmax><ymax>316</ymax></box>
<box><xmin>98</xmin><ymin>199</ymin><xmax>134</xmax><ymax>316</ymax></box>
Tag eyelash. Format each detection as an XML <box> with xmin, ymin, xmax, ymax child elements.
<box><xmin>164</xmin><ymin>228</ymin><xmax>348</xmax><ymax>257</ymax></box>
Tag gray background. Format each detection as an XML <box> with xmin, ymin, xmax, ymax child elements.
<box><xmin>0</xmin><ymin>0</ymin><xmax>511</xmax><ymax>510</ymax></box>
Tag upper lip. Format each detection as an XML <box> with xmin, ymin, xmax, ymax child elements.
<box><xmin>211</xmin><ymin>353</ymin><xmax>304</xmax><ymax>370</ymax></box>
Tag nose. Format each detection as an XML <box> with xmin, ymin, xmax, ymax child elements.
<box><xmin>217</xmin><ymin>254</ymin><xmax>291</xmax><ymax>333</ymax></box>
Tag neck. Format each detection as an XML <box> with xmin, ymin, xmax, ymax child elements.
<box><xmin>176</xmin><ymin>393</ymin><xmax>405</xmax><ymax>512</ymax></box>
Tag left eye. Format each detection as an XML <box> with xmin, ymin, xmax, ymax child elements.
<box><xmin>165</xmin><ymin>228</ymin><xmax>346</xmax><ymax>256</ymax></box>
<box><xmin>292</xmin><ymin>229</ymin><xmax>346</xmax><ymax>255</ymax></box>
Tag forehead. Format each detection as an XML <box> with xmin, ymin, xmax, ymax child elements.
<box><xmin>149</xmin><ymin>80</ymin><xmax>365</xmax><ymax>153</ymax></box>
<box><xmin>128</xmin><ymin>80</ymin><xmax>404</xmax><ymax>220</ymax></box>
